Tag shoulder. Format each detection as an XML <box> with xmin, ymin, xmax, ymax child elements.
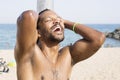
<box><xmin>59</xmin><ymin>45</ymin><xmax>74</xmax><ymax>65</ymax></box>
<box><xmin>59</xmin><ymin>45</ymin><xmax>71</xmax><ymax>53</ymax></box>
<box><xmin>59</xmin><ymin>45</ymin><xmax>72</xmax><ymax>58</ymax></box>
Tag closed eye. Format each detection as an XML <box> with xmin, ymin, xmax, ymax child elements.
<box><xmin>43</xmin><ymin>17</ymin><xmax>53</xmax><ymax>23</ymax></box>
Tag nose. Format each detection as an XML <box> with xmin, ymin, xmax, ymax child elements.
<box><xmin>53</xmin><ymin>17</ymin><xmax>61</xmax><ymax>24</ymax></box>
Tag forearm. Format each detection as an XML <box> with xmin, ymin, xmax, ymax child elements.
<box><xmin>64</xmin><ymin>19</ymin><xmax>105</xmax><ymax>43</ymax></box>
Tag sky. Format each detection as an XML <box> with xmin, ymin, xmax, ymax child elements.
<box><xmin>0</xmin><ymin>0</ymin><xmax>120</xmax><ymax>24</ymax></box>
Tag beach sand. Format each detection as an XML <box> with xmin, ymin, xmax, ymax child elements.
<box><xmin>0</xmin><ymin>48</ymin><xmax>120</xmax><ymax>80</ymax></box>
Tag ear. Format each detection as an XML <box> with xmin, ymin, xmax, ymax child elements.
<box><xmin>37</xmin><ymin>29</ymin><xmax>41</xmax><ymax>38</ymax></box>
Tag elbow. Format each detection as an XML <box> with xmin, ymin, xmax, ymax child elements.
<box><xmin>17</xmin><ymin>10</ymin><xmax>38</xmax><ymax>24</ymax></box>
<box><xmin>93</xmin><ymin>32</ymin><xmax>106</xmax><ymax>48</ymax></box>
<box><xmin>21</xmin><ymin>10</ymin><xmax>37</xmax><ymax>18</ymax></box>
<box><xmin>99</xmin><ymin>32</ymin><xmax>106</xmax><ymax>46</ymax></box>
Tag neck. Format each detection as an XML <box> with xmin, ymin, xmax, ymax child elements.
<box><xmin>38</xmin><ymin>40</ymin><xmax>60</xmax><ymax>64</ymax></box>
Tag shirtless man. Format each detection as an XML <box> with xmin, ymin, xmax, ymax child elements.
<box><xmin>14</xmin><ymin>9</ymin><xmax>105</xmax><ymax>80</ymax></box>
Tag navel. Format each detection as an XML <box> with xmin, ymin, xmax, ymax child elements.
<box><xmin>67</xmin><ymin>78</ymin><xmax>69</xmax><ymax>80</ymax></box>
<box><xmin>41</xmin><ymin>75</ymin><xmax>44</xmax><ymax>80</ymax></box>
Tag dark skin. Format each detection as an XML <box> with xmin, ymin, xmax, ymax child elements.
<box><xmin>14</xmin><ymin>10</ymin><xmax>105</xmax><ymax>80</ymax></box>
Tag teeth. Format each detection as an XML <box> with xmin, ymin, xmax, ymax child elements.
<box><xmin>53</xmin><ymin>26</ymin><xmax>61</xmax><ymax>32</ymax></box>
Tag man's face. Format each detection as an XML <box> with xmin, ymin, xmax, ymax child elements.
<box><xmin>38</xmin><ymin>10</ymin><xmax>65</xmax><ymax>43</ymax></box>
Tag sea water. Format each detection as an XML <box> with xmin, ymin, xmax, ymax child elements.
<box><xmin>0</xmin><ymin>24</ymin><xmax>120</xmax><ymax>49</ymax></box>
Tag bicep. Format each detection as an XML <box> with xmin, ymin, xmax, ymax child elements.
<box><xmin>70</xmin><ymin>39</ymin><xmax>100</xmax><ymax>64</ymax></box>
<box><xmin>16</xmin><ymin>10</ymin><xmax>38</xmax><ymax>51</ymax></box>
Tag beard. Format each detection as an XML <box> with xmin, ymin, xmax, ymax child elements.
<box><xmin>46</xmin><ymin>30</ymin><xmax>64</xmax><ymax>43</ymax></box>
<box><xmin>49</xmin><ymin>33</ymin><xmax>64</xmax><ymax>43</ymax></box>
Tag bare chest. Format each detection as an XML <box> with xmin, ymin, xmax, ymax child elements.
<box><xmin>32</xmin><ymin>52</ymin><xmax>72</xmax><ymax>80</ymax></box>
<box><xmin>34</xmin><ymin>64</ymin><xmax>71</xmax><ymax>80</ymax></box>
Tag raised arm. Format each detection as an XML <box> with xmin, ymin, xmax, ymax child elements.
<box><xmin>64</xmin><ymin>20</ymin><xmax>105</xmax><ymax>64</ymax></box>
<box><xmin>15</xmin><ymin>10</ymin><xmax>38</xmax><ymax>60</ymax></box>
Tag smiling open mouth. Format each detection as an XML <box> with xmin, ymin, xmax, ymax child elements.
<box><xmin>52</xmin><ymin>26</ymin><xmax>62</xmax><ymax>32</ymax></box>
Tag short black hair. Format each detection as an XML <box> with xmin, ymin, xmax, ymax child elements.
<box><xmin>37</xmin><ymin>9</ymin><xmax>50</xmax><ymax>29</ymax></box>
<box><xmin>38</xmin><ymin>9</ymin><xmax>50</xmax><ymax>15</ymax></box>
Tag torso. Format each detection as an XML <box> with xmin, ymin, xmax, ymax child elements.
<box><xmin>15</xmin><ymin>45</ymin><xmax>72</xmax><ymax>80</ymax></box>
